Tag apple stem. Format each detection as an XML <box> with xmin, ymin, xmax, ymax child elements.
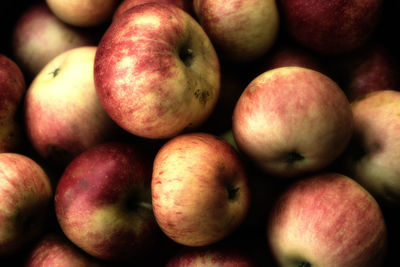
<box><xmin>138</xmin><ymin>201</ymin><xmax>153</xmax><ymax>211</ymax></box>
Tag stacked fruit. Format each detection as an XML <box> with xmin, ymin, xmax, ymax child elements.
<box><xmin>1</xmin><ymin>0</ymin><xmax>399</xmax><ymax>266</ymax></box>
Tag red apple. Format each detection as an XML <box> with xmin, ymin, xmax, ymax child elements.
<box><xmin>0</xmin><ymin>153</ymin><xmax>53</xmax><ymax>256</ymax></box>
<box><xmin>46</xmin><ymin>0</ymin><xmax>120</xmax><ymax>27</ymax></box>
<box><xmin>113</xmin><ymin>0</ymin><xmax>194</xmax><ymax>21</ymax></box>
<box><xmin>24</xmin><ymin>232</ymin><xmax>102</xmax><ymax>267</ymax></box>
<box><xmin>152</xmin><ymin>132</ymin><xmax>250</xmax><ymax>246</ymax></box>
<box><xmin>193</xmin><ymin>0</ymin><xmax>279</xmax><ymax>63</ymax></box>
<box><xmin>0</xmin><ymin>54</ymin><xmax>26</xmax><ymax>153</ymax></box>
<box><xmin>12</xmin><ymin>2</ymin><xmax>98</xmax><ymax>78</ymax></box>
<box><xmin>94</xmin><ymin>3</ymin><xmax>220</xmax><ymax>139</ymax></box>
<box><xmin>336</xmin><ymin>43</ymin><xmax>400</xmax><ymax>101</ymax></box>
<box><xmin>267</xmin><ymin>173</ymin><xmax>387</xmax><ymax>267</ymax></box>
<box><xmin>279</xmin><ymin>0</ymin><xmax>383</xmax><ymax>54</ymax></box>
<box><xmin>166</xmin><ymin>244</ymin><xmax>257</xmax><ymax>267</ymax></box>
<box><xmin>232</xmin><ymin>66</ymin><xmax>353</xmax><ymax>178</ymax></box>
<box><xmin>24</xmin><ymin>46</ymin><xmax>121</xmax><ymax>167</ymax></box>
<box><xmin>341</xmin><ymin>90</ymin><xmax>400</xmax><ymax>205</ymax></box>
<box><xmin>55</xmin><ymin>142</ymin><xmax>159</xmax><ymax>261</ymax></box>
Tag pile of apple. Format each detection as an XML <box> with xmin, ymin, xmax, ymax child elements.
<box><xmin>1</xmin><ymin>0</ymin><xmax>400</xmax><ymax>266</ymax></box>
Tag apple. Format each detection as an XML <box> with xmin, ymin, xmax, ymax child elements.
<box><xmin>0</xmin><ymin>54</ymin><xmax>26</xmax><ymax>153</ymax></box>
<box><xmin>165</xmin><ymin>244</ymin><xmax>257</xmax><ymax>267</ymax></box>
<box><xmin>193</xmin><ymin>0</ymin><xmax>279</xmax><ymax>63</ymax></box>
<box><xmin>267</xmin><ymin>173</ymin><xmax>387</xmax><ymax>267</ymax></box>
<box><xmin>54</xmin><ymin>142</ymin><xmax>159</xmax><ymax>261</ymax></box>
<box><xmin>334</xmin><ymin>43</ymin><xmax>400</xmax><ymax>101</ymax></box>
<box><xmin>232</xmin><ymin>66</ymin><xmax>353</xmax><ymax>178</ymax></box>
<box><xmin>254</xmin><ymin>41</ymin><xmax>327</xmax><ymax>76</ymax></box>
<box><xmin>12</xmin><ymin>2</ymin><xmax>98</xmax><ymax>79</ymax></box>
<box><xmin>94</xmin><ymin>3</ymin><xmax>220</xmax><ymax>139</ymax></box>
<box><xmin>112</xmin><ymin>0</ymin><xmax>194</xmax><ymax>21</ymax></box>
<box><xmin>152</xmin><ymin>132</ymin><xmax>250</xmax><ymax>246</ymax></box>
<box><xmin>24</xmin><ymin>232</ymin><xmax>102</xmax><ymax>267</ymax></box>
<box><xmin>46</xmin><ymin>0</ymin><xmax>120</xmax><ymax>27</ymax></box>
<box><xmin>24</xmin><ymin>46</ymin><xmax>121</xmax><ymax>167</ymax></box>
<box><xmin>279</xmin><ymin>0</ymin><xmax>383</xmax><ymax>55</ymax></box>
<box><xmin>341</xmin><ymin>90</ymin><xmax>400</xmax><ymax>205</ymax></box>
<box><xmin>0</xmin><ymin>153</ymin><xmax>53</xmax><ymax>256</ymax></box>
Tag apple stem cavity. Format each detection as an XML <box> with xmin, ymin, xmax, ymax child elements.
<box><xmin>298</xmin><ymin>262</ymin><xmax>312</xmax><ymax>267</ymax></box>
<box><xmin>284</xmin><ymin>151</ymin><xmax>305</xmax><ymax>163</ymax></box>
<box><xmin>179</xmin><ymin>47</ymin><xmax>194</xmax><ymax>67</ymax></box>
<box><xmin>226</xmin><ymin>184</ymin><xmax>240</xmax><ymax>200</ymax></box>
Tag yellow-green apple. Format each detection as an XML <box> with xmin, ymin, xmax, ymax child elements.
<box><xmin>46</xmin><ymin>0</ymin><xmax>120</xmax><ymax>27</ymax></box>
<box><xmin>279</xmin><ymin>0</ymin><xmax>383</xmax><ymax>55</ymax></box>
<box><xmin>165</xmin><ymin>245</ymin><xmax>257</xmax><ymax>267</ymax></box>
<box><xmin>193</xmin><ymin>0</ymin><xmax>279</xmax><ymax>63</ymax></box>
<box><xmin>232</xmin><ymin>66</ymin><xmax>353</xmax><ymax>178</ymax></box>
<box><xmin>0</xmin><ymin>153</ymin><xmax>53</xmax><ymax>256</ymax></box>
<box><xmin>341</xmin><ymin>90</ymin><xmax>400</xmax><ymax>205</ymax></box>
<box><xmin>334</xmin><ymin>43</ymin><xmax>400</xmax><ymax>101</ymax></box>
<box><xmin>152</xmin><ymin>132</ymin><xmax>250</xmax><ymax>246</ymax></box>
<box><xmin>267</xmin><ymin>173</ymin><xmax>387</xmax><ymax>267</ymax></box>
<box><xmin>24</xmin><ymin>232</ymin><xmax>102</xmax><ymax>267</ymax></box>
<box><xmin>24</xmin><ymin>46</ymin><xmax>121</xmax><ymax>167</ymax></box>
<box><xmin>94</xmin><ymin>3</ymin><xmax>220</xmax><ymax>139</ymax></box>
<box><xmin>55</xmin><ymin>142</ymin><xmax>159</xmax><ymax>261</ymax></box>
<box><xmin>0</xmin><ymin>54</ymin><xmax>26</xmax><ymax>153</ymax></box>
<box><xmin>112</xmin><ymin>0</ymin><xmax>193</xmax><ymax>21</ymax></box>
<box><xmin>12</xmin><ymin>2</ymin><xmax>97</xmax><ymax>79</ymax></box>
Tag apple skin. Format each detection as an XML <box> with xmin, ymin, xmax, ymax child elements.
<box><xmin>341</xmin><ymin>90</ymin><xmax>400</xmax><ymax>205</ymax></box>
<box><xmin>12</xmin><ymin>2</ymin><xmax>97</xmax><ymax>79</ymax></box>
<box><xmin>24</xmin><ymin>232</ymin><xmax>102</xmax><ymax>267</ymax></box>
<box><xmin>279</xmin><ymin>0</ymin><xmax>383</xmax><ymax>55</ymax></box>
<box><xmin>0</xmin><ymin>54</ymin><xmax>26</xmax><ymax>153</ymax></box>
<box><xmin>94</xmin><ymin>3</ymin><xmax>220</xmax><ymax>139</ymax></box>
<box><xmin>193</xmin><ymin>0</ymin><xmax>279</xmax><ymax>63</ymax></box>
<box><xmin>165</xmin><ymin>245</ymin><xmax>257</xmax><ymax>267</ymax></box>
<box><xmin>0</xmin><ymin>153</ymin><xmax>53</xmax><ymax>257</ymax></box>
<box><xmin>24</xmin><ymin>46</ymin><xmax>121</xmax><ymax>167</ymax></box>
<box><xmin>46</xmin><ymin>0</ymin><xmax>120</xmax><ymax>27</ymax></box>
<box><xmin>267</xmin><ymin>173</ymin><xmax>387</xmax><ymax>267</ymax></box>
<box><xmin>335</xmin><ymin>43</ymin><xmax>400</xmax><ymax>101</ymax></box>
<box><xmin>232</xmin><ymin>66</ymin><xmax>353</xmax><ymax>178</ymax></box>
<box><xmin>54</xmin><ymin>142</ymin><xmax>159</xmax><ymax>261</ymax></box>
<box><xmin>152</xmin><ymin>132</ymin><xmax>250</xmax><ymax>247</ymax></box>
<box><xmin>113</xmin><ymin>0</ymin><xmax>194</xmax><ymax>21</ymax></box>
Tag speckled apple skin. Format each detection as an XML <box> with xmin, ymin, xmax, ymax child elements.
<box><xmin>94</xmin><ymin>3</ymin><xmax>220</xmax><ymax>139</ymax></box>
<box><xmin>232</xmin><ymin>67</ymin><xmax>353</xmax><ymax>178</ymax></box>
<box><xmin>267</xmin><ymin>173</ymin><xmax>387</xmax><ymax>267</ymax></box>
<box><xmin>55</xmin><ymin>142</ymin><xmax>158</xmax><ymax>261</ymax></box>
<box><xmin>0</xmin><ymin>153</ymin><xmax>53</xmax><ymax>256</ymax></box>
<box><xmin>279</xmin><ymin>0</ymin><xmax>383</xmax><ymax>55</ymax></box>
<box><xmin>152</xmin><ymin>133</ymin><xmax>250</xmax><ymax>247</ymax></box>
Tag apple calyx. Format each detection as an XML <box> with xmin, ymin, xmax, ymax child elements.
<box><xmin>284</xmin><ymin>151</ymin><xmax>304</xmax><ymax>164</ymax></box>
<box><xmin>49</xmin><ymin>67</ymin><xmax>60</xmax><ymax>78</ymax></box>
